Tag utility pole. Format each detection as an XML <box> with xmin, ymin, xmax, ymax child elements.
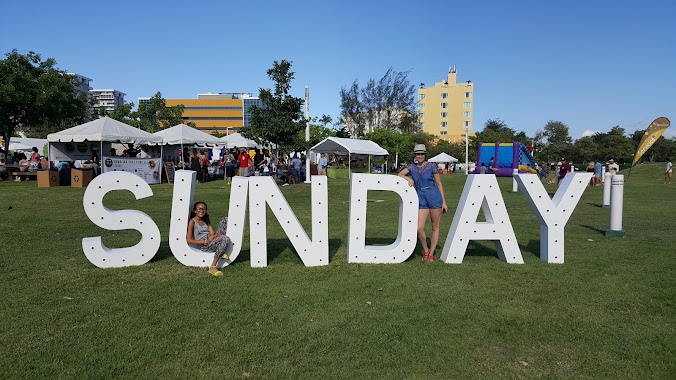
<box><xmin>304</xmin><ymin>86</ymin><xmax>311</xmax><ymax>183</ymax></box>
<box><xmin>465</xmin><ymin>127</ymin><xmax>469</xmax><ymax>175</ymax></box>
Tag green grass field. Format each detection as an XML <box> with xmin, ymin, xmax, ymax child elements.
<box><xmin>1</xmin><ymin>163</ymin><xmax>674</xmax><ymax>379</ymax></box>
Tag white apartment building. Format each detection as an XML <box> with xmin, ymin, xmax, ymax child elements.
<box><xmin>90</xmin><ymin>89</ymin><xmax>126</xmax><ymax>112</ymax></box>
<box><xmin>68</xmin><ymin>73</ymin><xmax>93</xmax><ymax>97</ymax></box>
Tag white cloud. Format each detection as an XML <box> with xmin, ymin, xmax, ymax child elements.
<box><xmin>581</xmin><ymin>129</ymin><xmax>599</xmax><ymax>138</ymax></box>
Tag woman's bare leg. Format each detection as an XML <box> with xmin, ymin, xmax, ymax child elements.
<box><xmin>428</xmin><ymin>208</ymin><xmax>443</xmax><ymax>258</ymax></box>
<box><xmin>417</xmin><ymin>209</ymin><xmax>430</xmax><ymax>256</ymax></box>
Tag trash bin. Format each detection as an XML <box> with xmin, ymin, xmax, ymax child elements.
<box><xmin>37</xmin><ymin>170</ymin><xmax>60</xmax><ymax>187</ymax></box>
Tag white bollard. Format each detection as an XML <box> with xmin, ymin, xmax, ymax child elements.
<box><xmin>605</xmin><ymin>174</ymin><xmax>625</xmax><ymax>237</ymax></box>
<box><xmin>601</xmin><ymin>166</ymin><xmax>606</xmax><ymax>183</ymax></box>
<box><xmin>602</xmin><ymin>172</ymin><xmax>612</xmax><ymax>207</ymax></box>
<box><xmin>512</xmin><ymin>168</ymin><xmax>519</xmax><ymax>192</ymax></box>
<box><xmin>570</xmin><ymin>165</ymin><xmax>575</xmax><ymax>173</ymax></box>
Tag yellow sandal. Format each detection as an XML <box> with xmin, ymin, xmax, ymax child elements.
<box><xmin>209</xmin><ymin>266</ymin><xmax>224</xmax><ymax>277</ymax></box>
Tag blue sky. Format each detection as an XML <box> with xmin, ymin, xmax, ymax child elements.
<box><xmin>1</xmin><ymin>0</ymin><xmax>674</xmax><ymax>138</ymax></box>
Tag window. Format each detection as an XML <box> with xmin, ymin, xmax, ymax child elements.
<box><xmin>441</xmin><ymin>112</ymin><xmax>447</xmax><ymax>118</ymax></box>
<box><xmin>419</xmin><ymin>93</ymin><xmax>426</xmax><ymax>100</ymax></box>
<box><xmin>464</xmin><ymin>111</ymin><xmax>471</xmax><ymax>117</ymax></box>
<box><xmin>441</xmin><ymin>93</ymin><xmax>448</xmax><ymax>99</ymax></box>
<box><xmin>464</xmin><ymin>92</ymin><xmax>472</xmax><ymax>98</ymax></box>
<box><xmin>418</xmin><ymin>103</ymin><xmax>425</xmax><ymax>110</ymax></box>
<box><xmin>464</xmin><ymin>121</ymin><xmax>471</xmax><ymax>127</ymax></box>
<box><xmin>441</xmin><ymin>122</ymin><xmax>448</xmax><ymax>127</ymax></box>
<box><xmin>441</xmin><ymin>103</ymin><xmax>448</xmax><ymax>108</ymax></box>
<box><xmin>418</xmin><ymin>112</ymin><xmax>424</xmax><ymax>119</ymax></box>
<box><xmin>440</xmin><ymin>131</ymin><xmax>448</xmax><ymax>135</ymax></box>
<box><xmin>464</xmin><ymin>102</ymin><xmax>471</xmax><ymax>108</ymax></box>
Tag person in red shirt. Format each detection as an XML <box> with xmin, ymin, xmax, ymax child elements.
<box><xmin>238</xmin><ymin>148</ymin><xmax>250</xmax><ymax>177</ymax></box>
<box><xmin>30</xmin><ymin>147</ymin><xmax>41</xmax><ymax>161</ymax></box>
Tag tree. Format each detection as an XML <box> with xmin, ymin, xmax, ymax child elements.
<box><xmin>541</xmin><ymin>120</ymin><xmax>572</xmax><ymax>161</ymax></box>
<box><xmin>137</xmin><ymin>92</ymin><xmax>185</xmax><ymax>132</ymax></box>
<box><xmin>288</xmin><ymin>124</ymin><xmax>336</xmax><ymax>152</ymax></box>
<box><xmin>339</xmin><ymin>68</ymin><xmax>417</xmax><ymax>137</ymax></box>
<box><xmin>319</xmin><ymin>114</ymin><xmax>332</xmax><ymax>127</ymax></box>
<box><xmin>242</xmin><ymin>60</ymin><xmax>306</xmax><ymax>152</ymax></box>
<box><xmin>473</xmin><ymin>119</ymin><xmax>517</xmax><ymax>143</ymax></box>
<box><xmin>108</xmin><ymin>102</ymin><xmax>136</xmax><ymax>125</ymax></box>
<box><xmin>572</xmin><ymin>136</ymin><xmax>599</xmax><ymax>163</ymax></box>
<box><xmin>0</xmin><ymin>50</ymin><xmax>89</xmax><ymax>150</ymax></box>
<box><xmin>334</xmin><ymin>126</ymin><xmax>351</xmax><ymax>139</ymax></box>
<box><xmin>362</xmin><ymin>129</ymin><xmax>413</xmax><ymax>157</ymax></box>
<box><xmin>590</xmin><ymin>126</ymin><xmax>631</xmax><ymax>162</ymax></box>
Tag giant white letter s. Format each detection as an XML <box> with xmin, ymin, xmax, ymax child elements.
<box><xmin>82</xmin><ymin>172</ymin><xmax>161</xmax><ymax>268</ymax></box>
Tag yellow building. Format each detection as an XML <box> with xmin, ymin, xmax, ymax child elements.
<box><xmin>418</xmin><ymin>68</ymin><xmax>474</xmax><ymax>142</ymax></box>
<box><xmin>149</xmin><ymin>93</ymin><xmax>264</xmax><ymax>135</ymax></box>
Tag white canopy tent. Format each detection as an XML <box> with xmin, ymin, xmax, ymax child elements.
<box><xmin>310</xmin><ymin>137</ymin><xmax>389</xmax><ymax>176</ymax></box>
<box><xmin>6</xmin><ymin>137</ymin><xmax>48</xmax><ymax>153</ymax></box>
<box><xmin>154</xmin><ymin>124</ymin><xmax>223</xmax><ymax>167</ymax></box>
<box><xmin>47</xmin><ymin>117</ymin><xmax>162</xmax><ymax>145</ymax></box>
<box><xmin>47</xmin><ymin>117</ymin><xmax>163</xmax><ymax>165</ymax></box>
<box><xmin>220</xmin><ymin>132</ymin><xmax>259</xmax><ymax>149</ymax></box>
<box><xmin>8</xmin><ymin>141</ymin><xmax>34</xmax><ymax>151</ymax></box>
<box><xmin>428</xmin><ymin>152</ymin><xmax>459</xmax><ymax>163</ymax></box>
<box><xmin>154</xmin><ymin>124</ymin><xmax>223</xmax><ymax>146</ymax></box>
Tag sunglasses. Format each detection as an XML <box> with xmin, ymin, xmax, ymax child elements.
<box><xmin>195</xmin><ymin>208</ymin><xmax>207</xmax><ymax>211</ymax></box>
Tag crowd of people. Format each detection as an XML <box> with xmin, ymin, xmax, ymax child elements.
<box><xmin>183</xmin><ymin>147</ymin><xmax>330</xmax><ymax>187</ymax></box>
<box><xmin>0</xmin><ymin>146</ymin><xmax>48</xmax><ymax>181</ymax></box>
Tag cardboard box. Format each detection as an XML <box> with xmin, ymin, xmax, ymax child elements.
<box><xmin>71</xmin><ymin>168</ymin><xmax>94</xmax><ymax>188</ymax></box>
<box><xmin>37</xmin><ymin>170</ymin><xmax>60</xmax><ymax>187</ymax></box>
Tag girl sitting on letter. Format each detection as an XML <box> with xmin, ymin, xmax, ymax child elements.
<box><xmin>186</xmin><ymin>201</ymin><xmax>230</xmax><ymax>276</ymax></box>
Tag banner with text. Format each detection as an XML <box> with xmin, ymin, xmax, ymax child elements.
<box><xmin>102</xmin><ymin>156</ymin><xmax>162</xmax><ymax>184</ymax></box>
<box><xmin>49</xmin><ymin>142</ymin><xmax>111</xmax><ymax>161</ymax></box>
<box><xmin>632</xmin><ymin>117</ymin><xmax>671</xmax><ymax>166</ymax></box>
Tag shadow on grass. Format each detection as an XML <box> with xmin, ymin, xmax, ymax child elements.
<box><xmin>152</xmin><ymin>238</ymin><xmax>344</xmax><ymax>266</ymax></box>
<box><xmin>519</xmin><ymin>239</ymin><xmax>541</xmax><ymax>259</ymax></box>
<box><xmin>587</xmin><ymin>202</ymin><xmax>603</xmax><ymax>208</ymax></box>
<box><xmin>363</xmin><ymin>237</ymin><xmax>424</xmax><ymax>262</ymax></box>
<box><xmin>235</xmin><ymin>238</ymin><xmax>343</xmax><ymax>265</ymax></box>
<box><xmin>152</xmin><ymin>242</ymin><xmax>174</xmax><ymax>262</ymax></box>
<box><xmin>580</xmin><ymin>224</ymin><xmax>606</xmax><ymax>235</ymax></box>
<box><xmin>465</xmin><ymin>241</ymin><xmax>502</xmax><ymax>258</ymax></box>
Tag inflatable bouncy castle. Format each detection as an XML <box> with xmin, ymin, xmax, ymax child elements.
<box><xmin>474</xmin><ymin>142</ymin><xmax>537</xmax><ymax>176</ymax></box>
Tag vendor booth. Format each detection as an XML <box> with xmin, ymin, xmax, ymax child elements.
<box><xmin>311</xmin><ymin>137</ymin><xmax>388</xmax><ymax>178</ymax></box>
<box><xmin>220</xmin><ymin>132</ymin><xmax>260</xmax><ymax>149</ymax></box>
<box><xmin>154</xmin><ymin>124</ymin><xmax>223</xmax><ymax>168</ymax></box>
<box><xmin>47</xmin><ymin>117</ymin><xmax>163</xmax><ymax>184</ymax></box>
<box><xmin>428</xmin><ymin>152</ymin><xmax>459</xmax><ymax>173</ymax></box>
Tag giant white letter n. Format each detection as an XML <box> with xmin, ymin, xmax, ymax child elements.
<box><xmin>248</xmin><ymin>175</ymin><xmax>328</xmax><ymax>267</ymax></box>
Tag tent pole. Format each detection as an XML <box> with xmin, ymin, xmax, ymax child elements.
<box><xmin>349</xmin><ymin>153</ymin><xmax>351</xmax><ymax>179</ymax></box>
<box><xmin>368</xmin><ymin>155</ymin><xmax>371</xmax><ymax>174</ymax></box>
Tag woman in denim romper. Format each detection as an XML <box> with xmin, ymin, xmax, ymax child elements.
<box><xmin>398</xmin><ymin>144</ymin><xmax>448</xmax><ymax>261</ymax></box>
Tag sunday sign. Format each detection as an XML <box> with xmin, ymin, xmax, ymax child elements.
<box><xmin>82</xmin><ymin>170</ymin><xmax>593</xmax><ymax>268</ymax></box>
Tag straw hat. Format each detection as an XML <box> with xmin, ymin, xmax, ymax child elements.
<box><xmin>413</xmin><ymin>144</ymin><xmax>427</xmax><ymax>154</ymax></box>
